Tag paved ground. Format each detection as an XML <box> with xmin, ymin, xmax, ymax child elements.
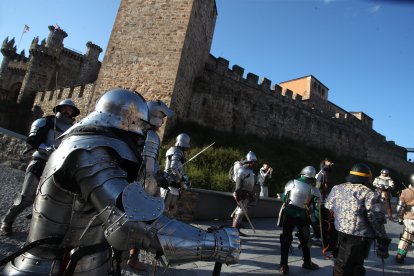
<box><xmin>2</xmin><ymin>217</ymin><xmax>410</xmax><ymax>275</ymax></box>
<box><xmin>150</xmin><ymin>218</ymin><xmax>414</xmax><ymax>276</ymax></box>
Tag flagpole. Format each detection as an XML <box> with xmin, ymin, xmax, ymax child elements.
<box><xmin>17</xmin><ymin>25</ymin><xmax>29</xmax><ymax>52</ymax></box>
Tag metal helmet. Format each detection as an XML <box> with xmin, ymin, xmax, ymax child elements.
<box><xmin>300</xmin><ymin>166</ymin><xmax>316</xmax><ymax>179</ymax></box>
<box><xmin>175</xmin><ymin>133</ymin><xmax>190</xmax><ymax>149</ymax></box>
<box><xmin>77</xmin><ymin>88</ymin><xmax>149</xmax><ymax>136</ymax></box>
<box><xmin>147</xmin><ymin>100</ymin><xmax>173</xmax><ymax>128</ymax></box>
<box><xmin>409</xmin><ymin>173</ymin><xmax>414</xmax><ymax>187</ymax></box>
<box><xmin>381</xmin><ymin>169</ymin><xmax>390</xmax><ymax>176</ymax></box>
<box><xmin>345</xmin><ymin>163</ymin><xmax>372</xmax><ymax>185</ymax></box>
<box><xmin>245</xmin><ymin>151</ymin><xmax>257</xmax><ymax>163</ymax></box>
<box><xmin>53</xmin><ymin>99</ymin><xmax>80</xmax><ymax>117</ymax></box>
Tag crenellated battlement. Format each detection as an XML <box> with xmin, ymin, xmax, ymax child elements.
<box><xmin>32</xmin><ymin>83</ymin><xmax>95</xmax><ymax>118</ymax></box>
<box><xmin>204</xmin><ymin>55</ymin><xmax>371</xmax><ymax>128</ymax></box>
<box><xmin>205</xmin><ymin>55</ymin><xmax>304</xmax><ymax>102</ymax></box>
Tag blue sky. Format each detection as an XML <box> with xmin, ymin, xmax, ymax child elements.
<box><xmin>1</xmin><ymin>0</ymin><xmax>413</xmax><ymax>159</ymax></box>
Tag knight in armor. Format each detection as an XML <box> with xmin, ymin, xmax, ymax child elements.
<box><xmin>325</xmin><ymin>163</ymin><xmax>390</xmax><ymax>276</ymax></box>
<box><xmin>231</xmin><ymin>151</ymin><xmax>258</xmax><ymax>234</ymax></box>
<box><xmin>0</xmin><ymin>99</ymin><xmax>79</xmax><ymax>236</ymax></box>
<box><xmin>2</xmin><ymin>89</ymin><xmax>240</xmax><ymax>275</ymax></box>
<box><xmin>139</xmin><ymin>100</ymin><xmax>174</xmax><ymax>197</ymax></box>
<box><xmin>127</xmin><ymin>99</ymin><xmax>173</xmax><ymax>271</ymax></box>
<box><xmin>161</xmin><ymin>133</ymin><xmax>191</xmax><ymax>217</ymax></box>
<box><xmin>395</xmin><ymin>173</ymin><xmax>414</xmax><ymax>264</ymax></box>
<box><xmin>373</xmin><ymin>168</ymin><xmax>395</xmax><ymax>221</ymax></box>
<box><xmin>278</xmin><ymin>166</ymin><xmax>321</xmax><ymax>274</ymax></box>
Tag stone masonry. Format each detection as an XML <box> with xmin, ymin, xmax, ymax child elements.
<box><xmin>93</xmin><ymin>0</ymin><xmax>217</xmax><ymax>136</ymax></box>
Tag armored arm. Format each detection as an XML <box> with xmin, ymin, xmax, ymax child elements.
<box><xmin>72</xmin><ymin>147</ymin><xmax>240</xmax><ymax>265</ymax></box>
<box><xmin>388</xmin><ymin>178</ymin><xmax>395</xmax><ymax>190</ymax></box>
<box><xmin>282</xmin><ymin>180</ymin><xmax>294</xmax><ymax>203</ymax></box>
<box><xmin>165</xmin><ymin>147</ymin><xmax>187</xmax><ymax>187</ymax></box>
<box><xmin>140</xmin><ymin>130</ymin><xmax>168</xmax><ymax>194</ymax></box>
<box><xmin>396</xmin><ymin>198</ymin><xmax>406</xmax><ymax>223</ymax></box>
<box><xmin>26</xmin><ymin>118</ymin><xmax>54</xmax><ymax>151</ymax></box>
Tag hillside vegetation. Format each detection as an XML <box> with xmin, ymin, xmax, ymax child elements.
<box><xmin>160</xmin><ymin>122</ymin><xmax>408</xmax><ymax>197</ymax></box>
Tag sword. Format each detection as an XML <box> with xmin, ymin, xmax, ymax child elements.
<box><xmin>183</xmin><ymin>142</ymin><xmax>215</xmax><ymax>165</ymax></box>
<box><xmin>237</xmin><ymin>201</ymin><xmax>256</xmax><ymax>234</ymax></box>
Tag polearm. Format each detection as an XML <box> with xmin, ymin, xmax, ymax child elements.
<box><xmin>183</xmin><ymin>142</ymin><xmax>215</xmax><ymax>165</ymax></box>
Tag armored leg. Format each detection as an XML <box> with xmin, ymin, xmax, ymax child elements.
<box><xmin>280</xmin><ymin>215</ymin><xmax>295</xmax><ymax>266</ymax></box>
<box><xmin>296</xmin><ymin>223</ymin><xmax>312</xmax><ymax>264</ymax></box>
<box><xmin>232</xmin><ymin>199</ymin><xmax>249</xmax><ymax>228</ymax></box>
<box><xmin>396</xmin><ymin>222</ymin><xmax>414</xmax><ymax>263</ymax></box>
<box><xmin>232</xmin><ymin>206</ymin><xmax>244</xmax><ymax>228</ymax></box>
<box><xmin>1</xmin><ymin>171</ymin><xmax>39</xmax><ymax>235</ymax></box>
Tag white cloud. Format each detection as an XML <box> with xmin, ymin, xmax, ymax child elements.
<box><xmin>369</xmin><ymin>5</ymin><xmax>381</xmax><ymax>13</ymax></box>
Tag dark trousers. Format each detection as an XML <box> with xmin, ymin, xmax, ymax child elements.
<box><xmin>333</xmin><ymin>232</ymin><xmax>372</xmax><ymax>276</ymax></box>
<box><xmin>280</xmin><ymin>214</ymin><xmax>311</xmax><ymax>266</ymax></box>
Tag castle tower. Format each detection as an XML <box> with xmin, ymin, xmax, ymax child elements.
<box><xmin>94</xmin><ymin>0</ymin><xmax>218</xmax><ymax>136</ymax></box>
<box><xmin>46</xmin><ymin>25</ymin><xmax>67</xmax><ymax>49</ymax></box>
<box><xmin>17</xmin><ymin>26</ymin><xmax>68</xmax><ymax>107</ymax></box>
<box><xmin>0</xmin><ymin>37</ymin><xmax>28</xmax><ymax>101</ymax></box>
<box><xmin>78</xmin><ymin>41</ymin><xmax>103</xmax><ymax>84</ymax></box>
<box><xmin>0</xmin><ymin>37</ymin><xmax>17</xmax><ymax>88</ymax></box>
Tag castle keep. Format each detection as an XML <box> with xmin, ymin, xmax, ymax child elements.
<box><xmin>1</xmin><ymin>0</ymin><xmax>412</xmax><ymax>176</ymax></box>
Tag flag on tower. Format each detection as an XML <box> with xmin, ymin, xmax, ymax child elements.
<box><xmin>23</xmin><ymin>24</ymin><xmax>30</xmax><ymax>33</ymax></box>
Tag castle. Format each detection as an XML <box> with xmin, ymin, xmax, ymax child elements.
<box><xmin>0</xmin><ymin>25</ymin><xmax>102</xmax><ymax>132</ymax></box>
<box><xmin>0</xmin><ymin>0</ymin><xmax>412</xmax><ymax>176</ymax></box>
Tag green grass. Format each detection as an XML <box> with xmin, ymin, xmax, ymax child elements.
<box><xmin>160</xmin><ymin>121</ymin><xmax>408</xmax><ymax>197</ymax></box>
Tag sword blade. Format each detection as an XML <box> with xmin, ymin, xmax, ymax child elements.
<box><xmin>183</xmin><ymin>142</ymin><xmax>215</xmax><ymax>165</ymax></box>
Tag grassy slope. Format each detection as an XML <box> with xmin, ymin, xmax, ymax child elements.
<box><xmin>160</xmin><ymin>122</ymin><xmax>408</xmax><ymax>197</ymax></box>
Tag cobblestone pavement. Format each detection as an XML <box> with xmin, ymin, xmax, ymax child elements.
<box><xmin>0</xmin><ymin>164</ymin><xmax>413</xmax><ymax>275</ymax></box>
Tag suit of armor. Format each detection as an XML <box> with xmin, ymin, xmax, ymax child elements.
<box><xmin>395</xmin><ymin>182</ymin><xmax>414</xmax><ymax>263</ymax></box>
<box><xmin>373</xmin><ymin>174</ymin><xmax>395</xmax><ymax>220</ymax></box>
<box><xmin>2</xmin><ymin>89</ymin><xmax>240</xmax><ymax>275</ymax></box>
<box><xmin>140</xmin><ymin>99</ymin><xmax>174</xmax><ymax>197</ymax></box>
<box><xmin>232</xmin><ymin>164</ymin><xmax>256</xmax><ymax>228</ymax></box>
<box><xmin>279</xmin><ymin>175</ymin><xmax>321</xmax><ymax>273</ymax></box>
<box><xmin>1</xmin><ymin>110</ymin><xmax>75</xmax><ymax>235</ymax></box>
<box><xmin>161</xmin><ymin>146</ymin><xmax>189</xmax><ymax>216</ymax></box>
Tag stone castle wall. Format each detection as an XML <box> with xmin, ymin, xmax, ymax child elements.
<box><xmin>186</xmin><ymin>55</ymin><xmax>412</xmax><ymax>176</ymax></box>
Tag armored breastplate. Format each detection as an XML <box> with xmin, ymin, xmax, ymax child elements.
<box><xmin>288</xmin><ymin>180</ymin><xmax>311</xmax><ymax>208</ymax></box>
